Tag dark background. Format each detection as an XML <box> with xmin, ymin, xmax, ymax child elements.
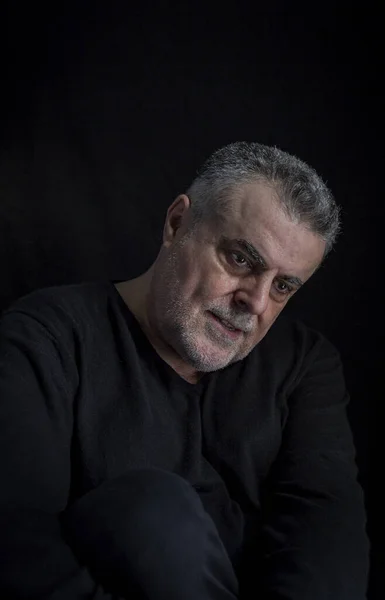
<box><xmin>1</xmin><ymin>2</ymin><xmax>383</xmax><ymax>597</ymax></box>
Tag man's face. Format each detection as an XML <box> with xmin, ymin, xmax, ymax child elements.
<box><xmin>149</xmin><ymin>181</ymin><xmax>326</xmax><ymax>373</ymax></box>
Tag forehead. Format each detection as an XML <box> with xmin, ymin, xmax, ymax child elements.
<box><xmin>211</xmin><ymin>181</ymin><xmax>326</xmax><ymax>279</ymax></box>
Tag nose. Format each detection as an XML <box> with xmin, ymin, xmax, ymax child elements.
<box><xmin>233</xmin><ymin>274</ymin><xmax>273</xmax><ymax>316</ymax></box>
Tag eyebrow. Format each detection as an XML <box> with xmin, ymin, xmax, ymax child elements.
<box><xmin>222</xmin><ymin>236</ymin><xmax>304</xmax><ymax>289</ymax></box>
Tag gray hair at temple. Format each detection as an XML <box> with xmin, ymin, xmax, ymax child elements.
<box><xmin>185</xmin><ymin>142</ymin><xmax>341</xmax><ymax>257</ymax></box>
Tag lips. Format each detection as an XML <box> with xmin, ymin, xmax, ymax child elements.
<box><xmin>208</xmin><ymin>312</ymin><xmax>243</xmax><ymax>337</ymax></box>
<box><xmin>218</xmin><ymin>317</ymin><xmax>237</xmax><ymax>331</ymax></box>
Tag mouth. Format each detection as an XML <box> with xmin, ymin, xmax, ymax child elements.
<box><xmin>208</xmin><ymin>311</ymin><xmax>243</xmax><ymax>339</ymax></box>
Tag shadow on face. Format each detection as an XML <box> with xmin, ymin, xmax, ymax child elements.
<box><xmin>149</xmin><ymin>181</ymin><xmax>326</xmax><ymax>376</ymax></box>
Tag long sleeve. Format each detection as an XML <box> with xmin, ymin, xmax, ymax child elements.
<box><xmin>0</xmin><ymin>307</ymin><xmax>125</xmax><ymax>599</ymax></box>
<box><xmin>259</xmin><ymin>334</ymin><xmax>369</xmax><ymax>599</ymax></box>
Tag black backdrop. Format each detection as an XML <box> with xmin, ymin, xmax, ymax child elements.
<box><xmin>1</xmin><ymin>3</ymin><xmax>383</xmax><ymax>598</ymax></box>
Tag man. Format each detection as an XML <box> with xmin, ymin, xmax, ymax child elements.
<box><xmin>0</xmin><ymin>142</ymin><xmax>369</xmax><ymax>599</ymax></box>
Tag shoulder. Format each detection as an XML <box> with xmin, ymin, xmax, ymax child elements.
<box><xmin>0</xmin><ymin>281</ymin><xmax>117</xmax><ymax>341</ymax></box>
<box><xmin>264</xmin><ymin>314</ymin><xmax>338</xmax><ymax>360</ymax></box>
<box><xmin>247</xmin><ymin>314</ymin><xmax>342</xmax><ymax>395</ymax></box>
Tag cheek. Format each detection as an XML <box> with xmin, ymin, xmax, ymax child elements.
<box><xmin>170</xmin><ymin>246</ymin><xmax>198</xmax><ymax>282</ymax></box>
<box><xmin>178</xmin><ymin>244</ymin><xmax>245</xmax><ymax>303</ymax></box>
<box><xmin>179</xmin><ymin>251</ymin><xmax>226</xmax><ymax>298</ymax></box>
<box><xmin>198</xmin><ymin>271</ymin><xmax>233</xmax><ymax>304</ymax></box>
<box><xmin>171</xmin><ymin>253</ymin><xmax>207</xmax><ymax>301</ymax></box>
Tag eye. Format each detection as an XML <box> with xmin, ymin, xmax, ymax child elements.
<box><xmin>229</xmin><ymin>252</ymin><xmax>251</xmax><ymax>269</ymax></box>
<box><xmin>273</xmin><ymin>280</ymin><xmax>294</xmax><ymax>295</ymax></box>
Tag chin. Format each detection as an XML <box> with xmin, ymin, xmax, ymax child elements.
<box><xmin>186</xmin><ymin>354</ymin><xmax>233</xmax><ymax>373</ymax></box>
<box><xmin>178</xmin><ymin>337</ymin><xmax>240</xmax><ymax>373</ymax></box>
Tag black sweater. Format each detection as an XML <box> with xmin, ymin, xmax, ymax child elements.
<box><xmin>0</xmin><ymin>282</ymin><xmax>369</xmax><ymax>599</ymax></box>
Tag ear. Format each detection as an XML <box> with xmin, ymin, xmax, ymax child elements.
<box><xmin>163</xmin><ymin>194</ymin><xmax>191</xmax><ymax>247</ymax></box>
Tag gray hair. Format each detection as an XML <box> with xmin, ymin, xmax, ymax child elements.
<box><xmin>186</xmin><ymin>142</ymin><xmax>340</xmax><ymax>256</ymax></box>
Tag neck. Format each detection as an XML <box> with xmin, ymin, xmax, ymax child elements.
<box><xmin>114</xmin><ymin>271</ymin><xmax>202</xmax><ymax>384</ymax></box>
<box><xmin>115</xmin><ymin>269</ymin><xmax>153</xmax><ymax>329</ymax></box>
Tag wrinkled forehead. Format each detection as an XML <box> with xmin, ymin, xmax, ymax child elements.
<box><xmin>210</xmin><ymin>182</ymin><xmax>326</xmax><ymax>277</ymax></box>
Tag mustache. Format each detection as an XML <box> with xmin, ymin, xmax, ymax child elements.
<box><xmin>209</xmin><ymin>309</ymin><xmax>254</xmax><ymax>333</ymax></box>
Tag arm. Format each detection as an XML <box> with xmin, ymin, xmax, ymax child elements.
<box><xmin>0</xmin><ymin>307</ymin><xmax>125</xmax><ymax>599</ymax></box>
<box><xmin>259</xmin><ymin>334</ymin><xmax>369</xmax><ymax>599</ymax></box>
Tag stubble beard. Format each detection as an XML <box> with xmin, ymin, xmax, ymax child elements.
<box><xmin>152</xmin><ymin>249</ymin><xmax>242</xmax><ymax>373</ymax></box>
